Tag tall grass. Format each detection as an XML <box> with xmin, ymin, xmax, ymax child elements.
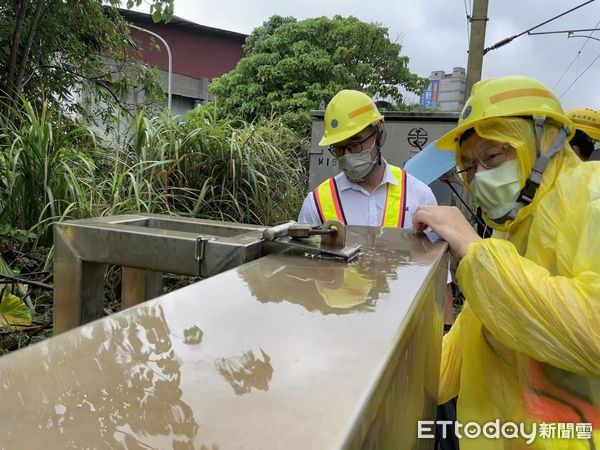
<box><xmin>92</xmin><ymin>111</ymin><xmax>179</xmax><ymax>216</ymax></box>
<box><xmin>92</xmin><ymin>105</ymin><xmax>307</xmax><ymax>224</ymax></box>
<box><xmin>0</xmin><ymin>101</ymin><xmax>97</xmax><ymax>244</ymax></box>
<box><xmin>173</xmin><ymin>106</ymin><xmax>307</xmax><ymax>224</ymax></box>
<box><xmin>0</xmin><ymin>101</ymin><xmax>308</xmax><ymax>246</ymax></box>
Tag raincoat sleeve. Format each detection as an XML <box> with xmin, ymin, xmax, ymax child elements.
<box><xmin>438</xmin><ymin>303</ymin><xmax>469</xmax><ymax>404</ymax></box>
<box><xmin>455</xmin><ymin>202</ymin><xmax>600</xmax><ymax>377</ymax></box>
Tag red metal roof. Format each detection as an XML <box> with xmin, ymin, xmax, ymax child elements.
<box><xmin>117</xmin><ymin>8</ymin><xmax>247</xmax><ymax>80</ymax></box>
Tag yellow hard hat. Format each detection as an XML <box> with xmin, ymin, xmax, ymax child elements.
<box><xmin>320</xmin><ymin>90</ymin><xmax>384</xmax><ymax>146</ymax></box>
<box><xmin>566</xmin><ymin>107</ymin><xmax>600</xmax><ymax>141</ymax></box>
<box><xmin>315</xmin><ymin>267</ymin><xmax>373</xmax><ymax>309</ymax></box>
<box><xmin>437</xmin><ymin>76</ymin><xmax>573</xmax><ymax>151</ymax></box>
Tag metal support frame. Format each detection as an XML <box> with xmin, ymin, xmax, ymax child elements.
<box><xmin>54</xmin><ymin>214</ymin><xmax>266</xmax><ymax>333</ymax></box>
<box><xmin>5</xmin><ymin>226</ymin><xmax>449</xmax><ymax>449</ymax></box>
<box><xmin>121</xmin><ymin>268</ymin><xmax>163</xmax><ymax>310</ymax></box>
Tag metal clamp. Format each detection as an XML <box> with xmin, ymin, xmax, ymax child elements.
<box><xmin>320</xmin><ymin>220</ymin><xmax>346</xmax><ymax>249</ymax></box>
<box><xmin>195</xmin><ymin>235</ymin><xmax>210</xmax><ymax>276</ymax></box>
<box><xmin>261</xmin><ymin>220</ymin><xmax>359</xmax><ymax>260</ymax></box>
<box><xmin>262</xmin><ymin>221</ymin><xmax>296</xmax><ymax>241</ymax></box>
<box><xmin>263</xmin><ymin>222</ymin><xmax>342</xmax><ymax>245</ymax></box>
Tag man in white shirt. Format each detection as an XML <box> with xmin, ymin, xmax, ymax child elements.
<box><xmin>298</xmin><ymin>89</ymin><xmax>454</xmax><ymax>329</ymax></box>
<box><xmin>298</xmin><ymin>89</ymin><xmax>437</xmax><ymax>228</ymax></box>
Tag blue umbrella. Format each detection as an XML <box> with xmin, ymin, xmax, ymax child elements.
<box><xmin>404</xmin><ymin>140</ymin><xmax>456</xmax><ymax>186</ymax></box>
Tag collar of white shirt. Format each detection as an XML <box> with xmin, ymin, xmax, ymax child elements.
<box><xmin>335</xmin><ymin>161</ymin><xmax>398</xmax><ymax>193</ymax></box>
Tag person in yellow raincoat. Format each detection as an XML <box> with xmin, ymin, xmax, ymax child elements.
<box><xmin>412</xmin><ymin>75</ymin><xmax>600</xmax><ymax>449</ymax></box>
<box><xmin>566</xmin><ymin>107</ymin><xmax>600</xmax><ymax>161</ymax></box>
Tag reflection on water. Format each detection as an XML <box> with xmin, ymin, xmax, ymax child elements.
<box><xmin>183</xmin><ymin>325</ymin><xmax>204</xmax><ymax>345</ymax></box>
<box><xmin>0</xmin><ymin>304</ymin><xmax>200</xmax><ymax>449</ymax></box>
<box><xmin>238</xmin><ymin>256</ymin><xmax>375</xmax><ymax>315</ymax></box>
<box><xmin>215</xmin><ymin>349</ymin><xmax>273</xmax><ymax>395</ymax></box>
<box><xmin>239</xmin><ymin>227</ymin><xmax>438</xmax><ymax>315</ymax></box>
<box><xmin>0</xmin><ymin>227</ymin><xmax>446</xmax><ymax>450</ymax></box>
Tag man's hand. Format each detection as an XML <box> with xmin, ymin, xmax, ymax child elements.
<box><xmin>412</xmin><ymin>205</ymin><xmax>482</xmax><ymax>260</ymax></box>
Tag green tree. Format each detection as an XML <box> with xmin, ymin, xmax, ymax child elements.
<box><xmin>210</xmin><ymin>15</ymin><xmax>429</xmax><ymax>133</ymax></box>
<box><xmin>0</xmin><ymin>0</ymin><xmax>174</xmax><ymax>117</ymax></box>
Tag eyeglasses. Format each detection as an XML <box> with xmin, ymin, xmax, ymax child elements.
<box><xmin>328</xmin><ymin>129</ymin><xmax>377</xmax><ymax>158</ymax></box>
<box><xmin>456</xmin><ymin>143</ymin><xmax>513</xmax><ymax>183</ymax></box>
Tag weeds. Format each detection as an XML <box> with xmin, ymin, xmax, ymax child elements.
<box><xmin>0</xmin><ymin>101</ymin><xmax>308</xmax><ymax>353</ymax></box>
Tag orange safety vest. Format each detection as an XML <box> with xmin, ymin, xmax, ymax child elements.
<box><xmin>525</xmin><ymin>361</ymin><xmax>600</xmax><ymax>428</ymax></box>
<box><xmin>312</xmin><ymin>165</ymin><xmax>407</xmax><ymax>227</ymax></box>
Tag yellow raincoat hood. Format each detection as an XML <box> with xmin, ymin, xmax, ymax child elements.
<box><xmin>459</xmin><ymin>117</ymin><xmax>574</xmax><ymax>233</ymax></box>
<box><xmin>439</xmin><ymin>134</ymin><xmax>600</xmax><ymax>449</ymax></box>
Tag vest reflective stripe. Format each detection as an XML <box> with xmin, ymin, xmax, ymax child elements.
<box><xmin>313</xmin><ymin>166</ymin><xmax>407</xmax><ymax>227</ymax></box>
<box><xmin>381</xmin><ymin>165</ymin><xmax>406</xmax><ymax>227</ymax></box>
<box><xmin>313</xmin><ymin>177</ymin><xmax>346</xmax><ymax>224</ymax></box>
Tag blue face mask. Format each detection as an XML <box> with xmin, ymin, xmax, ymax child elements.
<box><xmin>470</xmin><ymin>159</ymin><xmax>523</xmax><ymax>220</ymax></box>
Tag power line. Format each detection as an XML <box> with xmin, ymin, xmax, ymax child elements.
<box><xmin>553</xmin><ymin>17</ymin><xmax>600</xmax><ymax>89</ymax></box>
<box><xmin>559</xmin><ymin>50</ymin><xmax>600</xmax><ymax>98</ymax></box>
<box><xmin>462</xmin><ymin>0</ymin><xmax>471</xmax><ymax>45</ymax></box>
<box><xmin>568</xmin><ymin>33</ymin><xmax>600</xmax><ymax>41</ymax></box>
<box><xmin>554</xmin><ymin>52</ymin><xmax>581</xmax><ymax>89</ymax></box>
<box><xmin>528</xmin><ymin>27</ymin><xmax>600</xmax><ymax>35</ymax></box>
<box><xmin>483</xmin><ymin>0</ymin><xmax>596</xmax><ymax>54</ymax></box>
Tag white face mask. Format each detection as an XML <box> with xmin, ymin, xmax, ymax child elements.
<box><xmin>336</xmin><ymin>146</ymin><xmax>376</xmax><ymax>183</ymax></box>
<box><xmin>471</xmin><ymin>159</ymin><xmax>523</xmax><ymax>220</ymax></box>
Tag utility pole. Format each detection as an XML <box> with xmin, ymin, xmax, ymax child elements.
<box><xmin>465</xmin><ymin>0</ymin><xmax>489</xmax><ymax>101</ymax></box>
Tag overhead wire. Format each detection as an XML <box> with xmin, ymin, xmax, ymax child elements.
<box><xmin>559</xmin><ymin>50</ymin><xmax>600</xmax><ymax>98</ymax></box>
<box><xmin>553</xmin><ymin>16</ymin><xmax>600</xmax><ymax>89</ymax></box>
<box><xmin>554</xmin><ymin>52</ymin><xmax>581</xmax><ymax>89</ymax></box>
<box><xmin>483</xmin><ymin>0</ymin><xmax>596</xmax><ymax>54</ymax></box>
<box><xmin>462</xmin><ymin>0</ymin><xmax>471</xmax><ymax>46</ymax></box>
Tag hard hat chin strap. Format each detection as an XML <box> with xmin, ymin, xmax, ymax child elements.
<box><xmin>505</xmin><ymin>117</ymin><xmax>569</xmax><ymax>220</ymax></box>
<box><xmin>519</xmin><ymin>117</ymin><xmax>569</xmax><ymax>205</ymax></box>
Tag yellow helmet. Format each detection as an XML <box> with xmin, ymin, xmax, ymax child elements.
<box><xmin>437</xmin><ymin>75</ymin><xmax>573</xmax><ymax>151</ymax></box>
<box><xmin>315</xmin><ymin>267</ymin><xmax>373</xmax><ymax>309</ymax></box>
<box><xmin>566</xmin><ymin>107</ymin><xmax>600</xmax><ymax>141</ymax></box>
<box><xmin>320</xmin><ymin>90</ymin><xmax>384</xmax><ymax>146</ymax></box>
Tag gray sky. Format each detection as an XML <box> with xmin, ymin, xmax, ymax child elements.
<box><xmin>137</xmin><ymin>0</ymin><xmax>600</xmax><ymax>110</ymax></box>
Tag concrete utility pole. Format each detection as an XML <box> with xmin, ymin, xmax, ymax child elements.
<box><xmin>465</xmin><ymin>0</ymin><xmax>489</xmax><ymax>101</ymax></box>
